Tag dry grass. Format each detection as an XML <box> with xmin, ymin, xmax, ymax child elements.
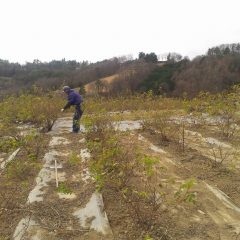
<box><xmin>84</xmin><ymin>74</ymin><xmax>118</xmax><ymax>95</ymax></box>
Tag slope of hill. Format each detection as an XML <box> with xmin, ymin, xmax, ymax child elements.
<box><xmin>84</xmin><ymin>74</ymin><xmax>119</xmax><ymax>95</ymax></box>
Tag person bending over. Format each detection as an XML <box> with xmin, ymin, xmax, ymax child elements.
<box><xmin>61</xmin><ymin>86</ymin><xmax>83</xmax><ymax>133</ymax></box>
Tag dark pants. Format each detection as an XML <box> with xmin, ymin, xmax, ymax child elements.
<box><xmin>73</xmin><ymin>105</ymin><xmax>83</xmax><ymax>133</ymax></box>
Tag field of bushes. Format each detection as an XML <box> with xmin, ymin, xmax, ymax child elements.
<box><xmin>1</xmin><ymin>86</ymin><xmax>240</xmax><ymax>239</ymax></box>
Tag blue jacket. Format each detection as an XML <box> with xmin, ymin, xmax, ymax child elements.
<box><xmin>64</xmin><ymin>89</ymin><xmax>83</xmax><ymax>110</ymax></box>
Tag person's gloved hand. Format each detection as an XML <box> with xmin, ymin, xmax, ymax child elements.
<box><xmin>61</xmin><ymin>109</ymin><xmax>64</xmax><ymax>112</ymax></box>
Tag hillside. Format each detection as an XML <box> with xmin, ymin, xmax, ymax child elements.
<box><xmin>84</xmin><ymin>74</ymin><xmax>119</xmax><ymax>95</ymax></box>
<box><xmin>83</xmin><ymin>44</ymin><xmax>240</xmax><ymax>97</ymax></box>
<box><xmin>1</xmin><ymin>43</ymin><xmax>240</xmax><ymax>98</ymax></box>
<box><xmin>0</xmin><ymin>58</ymin><xmax>121</xmax><ymax>97</ymax></box>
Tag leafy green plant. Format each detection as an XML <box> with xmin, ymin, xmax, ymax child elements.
<box><xmin>141</xmin><ymin>155</ymin><xmax>159</xmax><ymax>176</ymax></box>
<box><xmin>0</xmin><ymin>137</ymin><xmax>21</xmax><ymax>153</ymax></box>
<box><xmin>21</xmin><ymin>180</ymin><xmax>30</xmax><ymax>189</ymax></box>
<box><xmin>69</xmin><ymin>152</ymin><xmax>81</xmax><ymax>166</ymax></box>
<box><xmin>27</xmin><ymin>153</ymin><xmax>37</xmax><ymax>161</ymax></box>
<box><xmin>175</xmin><ymin>179</ymin><xmax>197</xmax><ymax>203</ymax></box>
<box><xmin>144</xmin><ymin>235</ymin><xmax>154</xmax><ymax>240</ymax></box>
<box><xmin>56</xmin><ymin>182</ymin><xmax>72</xmax><ymax>194</ymax></box>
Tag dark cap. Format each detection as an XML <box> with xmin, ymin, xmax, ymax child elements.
<box><xmin>63</xmin><ymin>86</ymin><xmax>70</xmax><ymax>92</ymax></box>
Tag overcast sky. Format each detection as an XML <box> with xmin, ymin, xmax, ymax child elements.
<box><xmin>0</xmin><ymin>0</ymin><xmax>240</xmax><ymax>63</ymax></box>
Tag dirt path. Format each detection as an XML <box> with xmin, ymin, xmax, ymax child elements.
<box><xmin>13</xmin><ymin>115</ymin><xmax>113</xmax><ymax>240</ymax></box>
<box><xmin>138</xmin><ymin>132</ymin><xmax>240</xmax><ymax>239</ymax></box>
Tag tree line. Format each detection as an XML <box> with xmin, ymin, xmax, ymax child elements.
<box><xmin>1</xmin><ymin>43</ymin><xmax>240</xmax><ymax>98</ymax></box>
<box><xmin>0</xmin><ymin>58</ymin><xmax>123</xmax><ymax>96</ymax></box>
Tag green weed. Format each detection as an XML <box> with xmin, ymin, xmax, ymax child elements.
<box><xmin>175</xmin><ymin>179</ymin><xmax>197</xmax><ymax>203</ymax></box>
<box><xmin>141</xmin><ymin>155</ymin><xmax>159</xmax><ymax>176</ymax></box>
<box><xmin>69</xmin><ymin>152</ymin><xmax>81</xmax><ymax>166</ymax></box>
<box><xmin>57</xmin><ymin>182</ymin><xmax>72</xmax><ymax>194</ymax></box>
<box><xmin>144</xmin><ymin>235</ymin><xmax>154</xmax><ymax>240</ymax></box>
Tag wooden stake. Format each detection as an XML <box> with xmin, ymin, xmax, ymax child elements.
<box><xmin>55</xmin><ymin>159</ymin><xmax>59</xmax><ymax>188</ymax></box>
